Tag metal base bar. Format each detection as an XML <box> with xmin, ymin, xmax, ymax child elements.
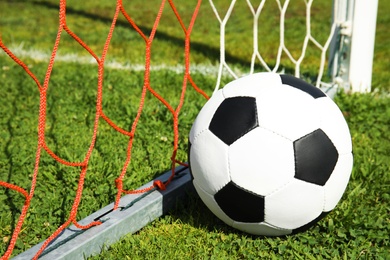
<box><xmin>14</xmin><ymin>166</ymin><xmax>193</xmax><ymax>260</ymax></box>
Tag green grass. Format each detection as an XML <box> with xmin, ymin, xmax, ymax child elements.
<box><xmin>1</xmin><ymin>0</ymin><xmax>389</xmax><ymax>259</ymax></box>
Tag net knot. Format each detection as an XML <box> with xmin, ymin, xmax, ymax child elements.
<box><xmin>153</xmin><ymin>180</ymin><xmax>166</xmax><ymax>190</ymax></box>
<box><xmin>115</xmin><ymin>178</ymin><xmax>122</xmax><ymax>189</ymax></box>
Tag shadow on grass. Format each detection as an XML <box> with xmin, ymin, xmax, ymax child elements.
<box><xmin>164</xmin><ymin>189</ymin><xmax>249</xmax><ymax>236</ymax></box>
<box><xmin>30</xmin><ymin>0</ymin><xmax>251</xmax><ymax>69</ymax></box>
<box><xmin>3</xmin><ymin>118</ymin><xmax>20</xmax><ymax>246</ymax></box>
<box><xmin>161</xmin><ymin>183</ymin><xmax>329</xmax><ymax>240</ymax></box>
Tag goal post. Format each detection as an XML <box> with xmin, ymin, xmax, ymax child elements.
<box><xmin>329</xmin><ymin>0</ymin><xmax>378</xmax><ymax>93</ymax></box>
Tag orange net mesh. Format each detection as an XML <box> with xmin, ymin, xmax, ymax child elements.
<box><xmin>0</xmin><ymin>0</ymin><xmax>209</xmax><ymax>259</ymax></box>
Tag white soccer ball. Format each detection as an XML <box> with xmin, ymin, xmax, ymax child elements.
<box><xmin>188</xmin><ymin>72</ymin><xmax>353</xmax><ymax>236</ymax></box>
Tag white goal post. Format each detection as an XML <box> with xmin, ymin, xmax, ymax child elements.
<box><xmin>329</xmin><ymin>0</ymin><xmax>378</xmax><ymax>93</ymax></box>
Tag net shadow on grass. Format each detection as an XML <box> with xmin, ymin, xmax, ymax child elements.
<box><xmin>30</xmin><ymin>0</ymin><xmax>251</xmax><ymax>69</ymax></box>
<box><xmin>3</xmin><ymin>119</ymin><xmax>20</xmax><ymax>250</ymax></box>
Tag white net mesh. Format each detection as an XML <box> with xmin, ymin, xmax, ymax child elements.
<box><xmin>209</xmin><ymin>0</ymin><xmax>337</xmax><ymax>93</ymax></box>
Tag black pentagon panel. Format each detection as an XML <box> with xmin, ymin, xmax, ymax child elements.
<box><xmin>215</xmin><ymin>181</ymin><xmax>265</xmax><ymax>222</ymax></box>
<box><xmin>280</xmin><ymin>74</ymin><xmax>326</xmax><ymax>99</ymax></box>
<box><xmin>292</xmin><ymin>211</ymin><xmax>330</xmax><ymax>234</ymax></box>
<box><xmin>294</xmin><ymin>129</ymin><xmax>338</xmax><ymax>186</ymax></box>
<box><xmin>209</xmin><ymin>97</ymin><xmax>258</xmax><ymax>145</ymax></box>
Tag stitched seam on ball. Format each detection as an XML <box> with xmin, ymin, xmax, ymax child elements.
<box><xmin>293</xmin><ymin>137</ymin><xmax>298</xmax><ymax>189</ymax></box>
<box><xmin>231</xmin><ymin>180</ymin><xmax>264</xmax><ymax>198</ymax></box>
<box><xmin>322</xmin><ymin>184</ymin><xmax>327</xmax><ymax>212</ymax></box>
<box><xmin>191</xmin><ymin>128</ymin><xmax>209</xmax><ymax>143</ymax></box>
<box><xmin>221</xmin><ymin>87</ymin><xmax>226</xmax><ymax>99</ymax></box>
<box><xmin>262</xmin><ymin>221</ymin><xmax>291</xmax><ymax>232</ymax></box>
<box><xmin>265</xmin><ymin>178</ymin><xmax>294</xmax><ymax>197</ymax></box>
<box><xmin>258</xmin><ymin>125</ymin><xmax>293</xmax><ymax>142</ymax></box>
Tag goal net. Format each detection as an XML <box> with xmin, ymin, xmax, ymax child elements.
<box><xmin>0</xmin><ymin>0</ymin><xmax>376</xmax><ymax>259</ymax></box>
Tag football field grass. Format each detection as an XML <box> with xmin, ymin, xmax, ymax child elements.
<box><xmin>0</xmin><ymin>0</ymin><xmax>389</xmax><ymax>259</ymax></box>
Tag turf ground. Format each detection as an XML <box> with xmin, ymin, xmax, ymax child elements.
<box><xmin>0</xmin><ymin>0</ymin><xmax>389</xmax><ymax>259</ymax></box>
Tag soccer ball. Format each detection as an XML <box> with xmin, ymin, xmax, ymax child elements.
<box><xmin>188</xmin><ymin>72</ymin><xmax>353</xmax><ymax>236</ymax></box>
